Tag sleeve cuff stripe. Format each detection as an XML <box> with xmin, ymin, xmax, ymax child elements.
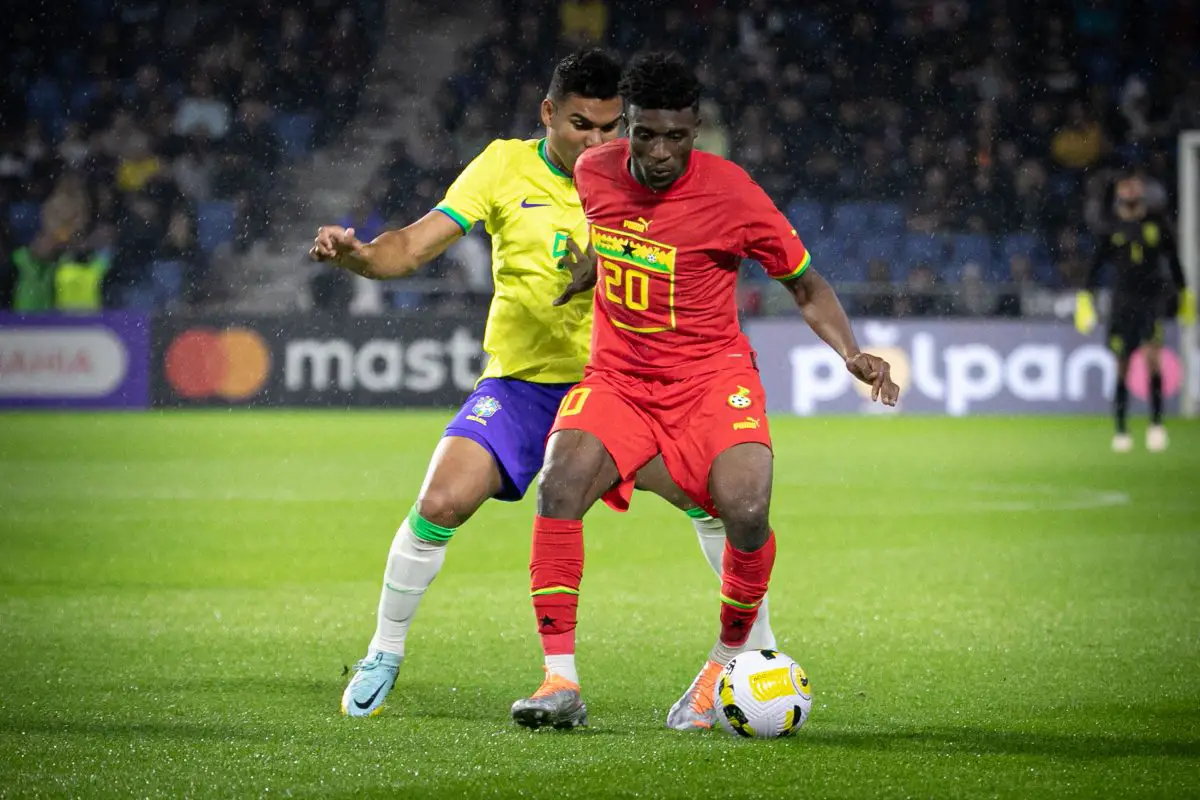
<box><xmin>434</xmin><ymin>206</ymin><xmax>471</xmax><ymax>234</ymax></box>
<box><xmin>777</xmin><ymin>250</ymin><xmax>811</xmax><ymax>281</ymax></box>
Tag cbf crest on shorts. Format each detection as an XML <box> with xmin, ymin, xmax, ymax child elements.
<box><xmin>467</xmin><ymin>396</ymin><xmax>502</xmax><ymax>425</ymax></box>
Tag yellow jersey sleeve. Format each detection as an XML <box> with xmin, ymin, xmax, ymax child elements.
<box><xmin>434</xmin><ymin>140</ymin><xmax>509</xmax><ymax>234</ymax></box>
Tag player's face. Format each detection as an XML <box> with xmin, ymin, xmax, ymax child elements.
<box><xmin>541</xmin><ymin>95</ymin><xmax>624</xmax><ymax>174</ymax></box>
<box><xmin>1115</xmin><ymin>178</ymin><xmax>1146</xmax><ymax>221</ymax></box>
<box><xmin>626</xmin><ymin>105</ymin><xmax>700</xmax><ymax>191</ymax></box>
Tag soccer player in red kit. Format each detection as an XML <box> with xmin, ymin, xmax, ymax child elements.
<box><xmin>510</xmin><ymin>52</ymin><xmax>900</xmax><ymax>731</ymax></box>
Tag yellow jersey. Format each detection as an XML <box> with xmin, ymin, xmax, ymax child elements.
<box><xmin>435</xmin><ymin>138</ymin><xmax>592</xmax><ymax>384</ymax></box>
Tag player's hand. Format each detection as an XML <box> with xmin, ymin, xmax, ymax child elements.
<box><xmin>553</xmin><ymin>239</ymin><xmax>598</xmax><ymax>307</ymax></box>
<box><xmin>1074</xmin><ymin>291</ymin><xmax>1097</xmax><ymax>335</ymax></box>
<box><xmin>309</xmin><ymin>225</ymin><xmax>369</xmax><ymax>267</ymax></box>
<box><xmin>845</xmin><ymin>352</ymin><xmax>899</xmax><ymax>406</ymax></box>
<box><xmin>1178</xmin><ymin>288</ymin><xmax>1197</xmax><ymax>327</ymax></box>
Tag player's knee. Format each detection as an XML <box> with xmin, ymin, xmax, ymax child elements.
<box><xmin>720</xmin><ymin>499</ymin><xmax>771</xmax><ymax>551</ymax></box>
<box><xmin>415</xmin><ymin>486</ymin><xmax>471</xmax><ymax>530</ymax></box>
<box><xmin>536</xmin><ymin>464</ymin><xmax>585</xmax><ymax>519</ymax></box>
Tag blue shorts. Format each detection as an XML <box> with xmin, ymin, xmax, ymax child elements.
<box><xmin>444</xmin><ymin>377</ymin><xmax>575</xmax><ymax>501</ymax></box>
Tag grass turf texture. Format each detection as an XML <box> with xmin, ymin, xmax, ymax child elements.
<box><xmin>1</xmin><ymin>412</ymin><xmax>1198</xmax><ymax>799</ymax></box>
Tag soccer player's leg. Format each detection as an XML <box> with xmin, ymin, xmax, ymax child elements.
<box><xmin>658</xmin><ymin>372</ymin><xmax>776</xmax><ymax>731</ymax></box>
<box><xmin>1107</xmin><ymin>315</ymin><xmax>1134</xmax><ymax>452</ymax></box>
<box><xmin>343</xmin><ymin>379</ymin><xmax>567</xmax><ymax>717</ymax></box>
<box><xmin>512</xmin><ymin>376</ymin><xmax>658</xmax><ymax>730</ymax></box>
<box><xmin>1144</xmin><ymin>319</ymin><xmax>1168</xmax><ymax>451</ymax></box>
<box><xmin>635</xmin><ymin>457</ymin><xmax>776</xmax><ymax>651</ymax></box>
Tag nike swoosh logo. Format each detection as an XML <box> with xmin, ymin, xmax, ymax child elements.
<box><xmin>353</xmin><ymin>682</ymin><xmax>387</xmax><ymax>710</ymax></box>
<box><xmin>521</xmin><ymin>199</ymin><xmax>551</xmax><ymax>208</ymax></box>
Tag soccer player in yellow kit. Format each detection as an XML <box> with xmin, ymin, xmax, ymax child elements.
<box><xmin>310</xmin><ymin>49</ymin><xmax>776</xmax><ymax>718</ymax></box>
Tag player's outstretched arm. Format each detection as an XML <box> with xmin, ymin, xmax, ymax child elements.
<box><xmin>785</xmin><ymin>267</ymin><xmax>900</xmax><ymax>406</ymax></box>
<box><xmin>308</xmin><ymin>211</ymin><xmax>463</xmax><ymax>280</ymax></box>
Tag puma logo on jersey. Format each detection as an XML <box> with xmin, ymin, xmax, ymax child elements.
<box><xmin>622</xmin><ymin>217</ymin><xmax>652</xmax><ymax>233</ymax></box>
<box><xmin>733</xmin><ymin>416</ymin><xmax>761</xmax><ymax>430</ymax></box>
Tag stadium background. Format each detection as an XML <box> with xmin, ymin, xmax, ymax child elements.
<box><xmin>2</xmin><ymin>2</ymin><xmax>1199</xmax><ymax>798</ymax></box>
<box><xmin>1</xmin><ymin>0</ymin><xmax>1197</xmax><ymax>415</ymax></box>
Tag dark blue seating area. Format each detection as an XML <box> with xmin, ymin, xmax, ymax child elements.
<box><xmin>195</xmin><ymin>201</ymin><xmax>238</xmax><ymax>254</ymax></box>
<box><xmin>1</xmin><ymin>0</ymin><xmax>384</xmax><ymax>311</ymax></box>
<box><xmin>8</xmin><ymin>203</ymin><xmax>42</xmax><ymax>246</ymax></box>
<box><xmin>788</xmin><ymin>201</ymin><xmax>1066</xmax><ymax>287</ymax></box>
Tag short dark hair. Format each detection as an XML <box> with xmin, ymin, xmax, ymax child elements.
<box><xmin>619</xmin><ymin>51</ymin><xmax>700</xmax><ymax>111</ymax></box>
<box><xmin>547</xmin><ymin>48</ymin><xmax>622</xmax><ymax>101</ymax></box>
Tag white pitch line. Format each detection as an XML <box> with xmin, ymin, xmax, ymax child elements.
<box><xmin>951</xmin><ymin>483</ymin><xmax>1131</xmax><ymax>513</ymax></box>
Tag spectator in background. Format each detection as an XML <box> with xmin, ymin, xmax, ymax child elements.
<box><xmin>1053</xmin><ymin>227</ymin><xmax>1088</xmax><ymax>289</ymax></box>
<box><xmin>173</xmin><ymin>75</ymin><xmax>231</xmax><ymax>140</ymax></box>
<box><xmin>224</xmin><ymin>98</ymin><xmax>282</xmax><ymax>253</ymax></box>
<box><xmin>339</xmin><ymin>185</ymin><xmax>388</xmax><ymax>247</ymax></box>
<box><xmin>0</xmin><ymin>129</ymin><xmax>35</xmax><ymax>197</ymax></box>
<box><xmin>57</xmin><ymin>123</ymin><xmax>91</xmax><ymax>171</ymax></box>
<box><xmin>54</xmin><ymin>247</ymin><xmax>111</xmax><ymax>312</ymax></box>
<box><xmin>859</xmin><ymin>258</ymin><xmax>895</xmax><ymax>318</ymax></box>
<box><xmin>693</xmin><ymin>98</ymin><xmax>730</xmax><ymax>158</ymax></box>
<box><xmin>317</xmin><ymin>7</ymin><xmax>367</xmax><ymax>144</ymax></box>
<box><xmin>115</xmin><ymin>131</ymin><xmax>163</xmax><ymax>194</ymax></box>
<box><xmin>896</xmin><ymin>263</ymin><xmax>945</xmax><ymax>318</ymax></box>
<box><xmin>560</xmin><ymin>0</ymin><xmax>608</xmax><ymax>46</ymax></box>
<box><xmin>453</xmin><ymin>107</ymin><xmax>492</xmax><ymax>167</ymax></box>
<box><xmin>1006</xmin><ymin>160</ymin><xmax>1049</xmax><ymax>232</ymax></box>
<box><xmin>104</xmin><ymin>189</ymin><xmax>163</xmax><ymax>308</ymax></box>
<box><xmin>1117</xmin><ymin>76</ymin><xmax>1169</xmax><ymax>145</ymax></box>
<box><xmin>1051</xmin><ymin>100</ymin><xmax>1106</xmax><ymax>170</ymax></box>
<box><xmin>954</xmin><ymin>263</ymin><xmax>996</xmax><ymax>317</ymax></box>
<box><xmin>908</xmin><ymin>167</ymin><xmax>950</xmax><ymax>233</ymax></box>
<box><xmin>40</xmin><ymin>172</ymin><xmax>91</xmax><ymax>248</ymax></box>
<box><xmin>156</xmin><ymin>207</ymin><xmax>205</xmax><ymax>305</ymax></box>
<box><xmin>310</xmin><ymin>265</ymin><xmax>354</xmax><ymax>315</ymax></box>
<box><xmin>995</xmin><ymin>254</ymin><xmax>1036</xmax><ymax>317</ymax></box>
<box><xmin>8</xmin><ymin>230</ymin><xmax>63</xmax><ymax>311</ymax></box>
<box><xmin>173</xmin><ymin>135</ymin><xmax>217</xmax><ymax>202</ymax></box>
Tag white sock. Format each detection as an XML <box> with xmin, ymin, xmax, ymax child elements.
<box><xmin>708</xmin><ymin>638</ymin><xmax>745</xmax><ymax>666</ymax></box>
<box><xmin>692</xmin><ymin>513</ymin><xmax>777</xmax><ymax>651</ymax></box>
<box><xmin>368</xmin><ymin>516</ymin><xmax>448</xmax><ymax>658</ymax></box>
<box><xmin>544</xmin><ymin>654</ymin><xmax>579</xmax><ymax>685</ymax></box>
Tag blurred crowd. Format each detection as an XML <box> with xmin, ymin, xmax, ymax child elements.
<box><xmin>4</xmin><ymin>0</ymin><xmax>1197</xmax><ymax>318</ymax></box>
<box><xmin>367</xmin><ymin>0</ymin><xmax>1197</xmax><ymax>317</ymax></box>
<box><xmin>0</xmin><ymin>0</ymin><xmax>380</xmax><ymax>312</ymax></box>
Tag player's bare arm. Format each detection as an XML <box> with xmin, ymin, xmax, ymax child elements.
<box><xmin>552</xmin><ymin>238</ymin><xmax>598</xmax><ymax>307</ymax></box>
<box><xmin>786</xmin><ymin>267</ymin><xmax>900</xmax><ymax>406</ymax></box>
<box><xmin>308</xmin><ymin>210</ymin><xmax>462</xmax><ymax>280</ymax></box>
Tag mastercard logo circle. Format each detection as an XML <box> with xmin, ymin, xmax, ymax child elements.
<box><xmin>165</xmin><ymin>327</ymin><xmax>271</xmax><ymax>400</ymax></box>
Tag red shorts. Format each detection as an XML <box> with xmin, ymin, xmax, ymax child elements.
<box><xmin>549</xmin><ymin>365</ymin><xmax>772</xmax><ymax>516</ymax></box>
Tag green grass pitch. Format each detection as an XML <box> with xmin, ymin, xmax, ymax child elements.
<box><xmin>1</xmin><ymin>412</ymin><xmax>1198</xmax><ymax>798</ymax></box>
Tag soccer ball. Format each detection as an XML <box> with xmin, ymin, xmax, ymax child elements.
<box><xmin>713</xmin><ymin>650</ymin><xmax>812</xmax><ymax>739</ymax></box>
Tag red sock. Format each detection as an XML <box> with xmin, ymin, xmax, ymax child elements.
<box><xmin>720</xmin><ymin>532</ymin><xmax>776</xmax><ymax>648</ymax></box>
<box><xmin>530</xmin><ymin>515</ymin><xmax>584</xmax><ymax>656</ymax></box>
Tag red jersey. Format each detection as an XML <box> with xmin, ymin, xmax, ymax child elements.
<box><xmin>575</xmin><ymin>140</ymin><xmax>811</xmax><ymax>379</ymax></box>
